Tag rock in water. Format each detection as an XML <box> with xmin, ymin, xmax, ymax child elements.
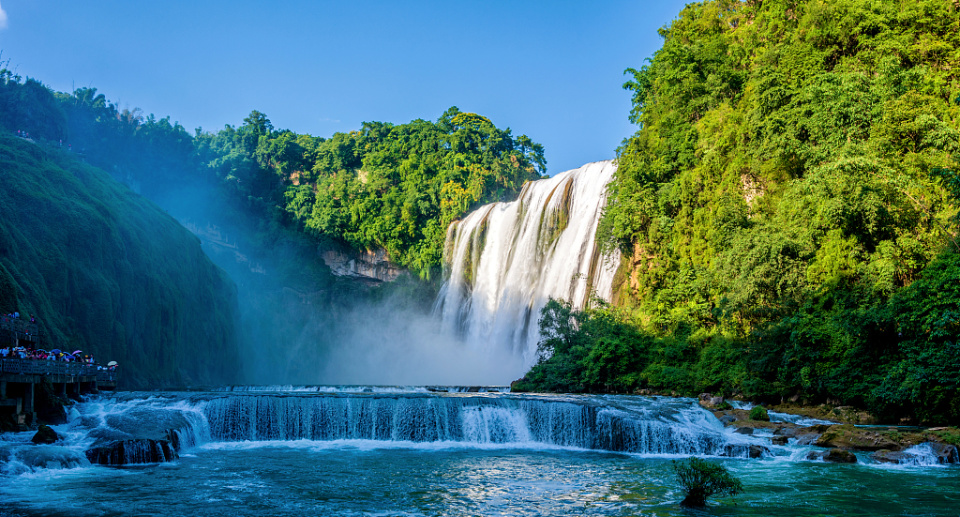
<box><xmin>86</xmin><ymin>439</ymin><xmax>178</xmax><ymax>465</ymax></box>
<box><xmin>31</xmin><ymin>424</ymin><xmax>58</xmax><ymax>444</ymax></box>
<box><xmin>927</xmin><ymin>443</ymin><xmax>959</xmax><ymax>464</ymax></box>
<box><xmin>815</xmin><ymin>424</ymin><xmax>900</xmax><ymax>451</ymax></box>
<box><xmin>871</xmin><ymin>443</ymin><xmax>959</xmax><ymax>465</ymax></box>
<box><xmin>824</xmin><ymin>448</ymin><xmax>858</xmax><ymax>463</ymax></box>
<box><xmin>870</xmin><ymin>449</ymin><xmax>907</xmax><ymax>464</ymax></box>
<box><xmin>748</xmin><ymin>445</ymin><xmax>769</xmax><ymax>458</ymax></box>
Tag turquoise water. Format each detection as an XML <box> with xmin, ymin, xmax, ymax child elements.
<box><xmin>1</xmin><ymin>390</ymin><xmax>958</xmax><ymax>516</ymax></box>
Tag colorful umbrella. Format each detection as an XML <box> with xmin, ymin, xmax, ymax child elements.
<box><xmin>107</xmin><ymin>361</ymin><xmax>118</xmax><ymax>367</ymax></box>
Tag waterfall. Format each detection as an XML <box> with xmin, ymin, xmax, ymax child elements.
<box><xmin>0</xmin><ymin>391</ymin><xmax>770</xmax><ymax>475</ymax></box>
<box><xmin>200</xmin><ymin>393</ymin><xmax>753</xmax><ymax>457</ymax></box>
<box><xmin>436</xmin><ymin>161</ymin><xmax>621</xmax><ymax>368</ymax></box>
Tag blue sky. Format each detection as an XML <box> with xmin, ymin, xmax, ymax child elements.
<box><xmin>0</xmin><ymin>1</ymin><xmax>688</xmax><ymax>174</ymax></box>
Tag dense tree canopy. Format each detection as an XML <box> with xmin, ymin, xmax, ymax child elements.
<box><xmin>196</xmin><ymin>107</ymin><xmax>544</xmax><ymax>277</ymax></box>
<box><xmin>521</xmin><ymin>0</ymin><xmax>960</xmax><ymax>424</ymax></box>
<box><xmin>0</xmin><ymin>61</ymin><xmax>545</xmax><ymax>384</ymax></box>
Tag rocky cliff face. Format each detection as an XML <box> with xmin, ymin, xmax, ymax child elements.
<box><xmin>322</xmin><ymin>248</ymin><xmax>405</xmax><ymax>283</ymax></box>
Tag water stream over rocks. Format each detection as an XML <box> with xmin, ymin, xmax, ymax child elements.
<box><xmin>1</xmin><ymin>389</ymin><xmax>958</xmax><ymax>516</ymax></box>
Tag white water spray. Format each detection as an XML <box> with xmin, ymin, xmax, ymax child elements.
<box><xmin>435</xmin><ymin>160</ymin><xmax>621</xmax><ymax>373</ymax></box>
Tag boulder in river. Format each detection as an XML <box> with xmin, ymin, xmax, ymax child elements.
<box><xmin>815</xmin><ymin>425</ymin><xmax>900</xmax><ymax>451</ymax></box>
<box><xmin>926</xmin><ymin>442</ymin><xmax>959</xmax><ymax>464</ymax></box>
<box><xmin>31</xmin><ymin>424</ymin><xmax>58</xmax><ymax>444</ymax></box>
<box><xmin>85</xmin><ymin>439</ymin><xmax>178</xmax><ymax>465</ymax></box>
<box><xmin>824</xmin><ymin>448</ymin><xmax>858</xmax><ymax>463</ymax></box>
<box><xmin>721</xmin><ymin>444</ymin><xmax>770</xmax><ymax>458</ymax></box>
<box><xmin>871</xmin><ymin>443</ymin><xmax>959</xmax><ymax>465</ymax></box>
<box><xmin>870</xmin><ymin>449</ymin><xmax>910</xmax><ymax>464</ymax></box>
<box><xmin>719</xmin><ymin>414</ymin><xmax>738</xmax><ymax>425</ymax></box>
<box><xmin>805</xmin><ymin>449</ymin><xmax>857</xmax><ymax>463</ymax></box>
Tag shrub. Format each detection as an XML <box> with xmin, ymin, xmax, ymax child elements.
<box><xmin>749</xmin><ymin>406</ymin><xmax>770</xmax><ymax>421</ymax></box>
<box><xmin>673</xmin><ymin>457</ymin><xmax>744</xmax><ymax>507</ymax></box>
<box><xmin>715</xmin><ymin>401</ymin><xmax>733</xmax><ymax>410</ymax></box>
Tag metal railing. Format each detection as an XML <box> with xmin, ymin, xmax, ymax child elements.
<box><xmin>0</xmin><ymin>318</ymin><xmax>42</xmax><ymax>346</ymax></box>
<box><xmin>0</xmin><ymin>358</ymin><xmax>117</xmax><ymax>382</ymax></box>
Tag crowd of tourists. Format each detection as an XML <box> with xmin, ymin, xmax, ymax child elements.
<box><xmin>1</xmin><ymin>312</ymin><xmax>118</xmax><ymax>370</ymax></box>
<box><xmin>0</xmin><ymin>346</ymin><xmax>118</xmax><ymax>370</ymax></box>
<box><xmin>2</xmin><ymin>311</ymin><xmax>35</xmax><ymax>323</ymax></box>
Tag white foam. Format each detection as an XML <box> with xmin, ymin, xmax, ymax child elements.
<box><xmin>436</xmin><ymin>161</ymin><xmax>621</xmax><ymax>371</ymax></box>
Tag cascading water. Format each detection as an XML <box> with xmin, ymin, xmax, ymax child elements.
<box><xmin>436</xmin><ymin>161</ymin><xmax>621</xmax><ymax>369</ymax></box>
<box><xmin>200</xmin><ymin>393</ymin><xmax>751</xmax><ymax>456</ymax></box>
<box><xmin>3</xmin><ymin>391</ymin><xmax>959</xmax><ymax>517</ymax></box>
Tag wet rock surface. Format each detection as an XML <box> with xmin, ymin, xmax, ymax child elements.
<box><xmin>721</xmin><ymin>443</ymin><xmax>771</xmax><ymax>458</ymax></box>
<box><xmin>31</xmin><ymin>424</ymin><xmax>58</xmax><ymax>444</ymax></box>
<box><xmin>870</xmin><ymin>443</ymin><xmax>960</xmax><ymax>465</ymax></box>
<box><xmin>815</xmin><ymin>425</ymin><xmax>901</xmax><ymax>451</ymax></box>
<box><xmin>81</xmin><ymin>405</ymin><xmax>191</xmax><ymax>465</ymax></box>
<box><xmin>806</xmin><ymin>448</ymin><xmax>857</xmax><ymax>463</ymax></box>
<box><xmin>824</xmin><ymin>448</ymin><xmax>858</xmax><ymax>463</ymax></box>
<box><xmin>703</xmin><ymin>397</ymin><xmax>960</xmax><ymax>461</ymax></box>
<box><xmin>85</xmin><ymin>439</ymin><xmax>178</xmax><ymax>465</ymax></box>
<box><xmin>769</xmin><ymin>403</ymin><xmax>877</xmax><ymax>425</ymax></box>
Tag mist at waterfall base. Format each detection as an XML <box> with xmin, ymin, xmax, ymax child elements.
<box><xmin>2</xmin><ymin>390</ymin><xmax>959</xmax><ymax>517</ymax></box>
<box><xmin>327</xmin><ymin>161</ymin><xmax>623</xmax><ymax>385</ymax></box>
<box><xmin>139</xmin><ymin>161</ymin><xmax>621</xmax><ymax>387</ymax></box>
<box><xmin>142</xmin><ymin>176</ymin><xmax>516</xmax><ymax>387</ymax></box>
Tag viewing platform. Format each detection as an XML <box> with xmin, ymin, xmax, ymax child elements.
<box><xmin>0</xmin><ymin>317</ymin><xmax>42</xmax><ymax>347</ymax></box>
<box><xmin>0</xmin><ymin>358</ymin><xmax>118</xmax><ymax>430</ymax></box>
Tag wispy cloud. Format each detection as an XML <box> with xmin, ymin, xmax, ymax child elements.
<box><xmin>0</xmin><ymin>2</ymin><xmax>7</xmax><ymax>30</ymax></box>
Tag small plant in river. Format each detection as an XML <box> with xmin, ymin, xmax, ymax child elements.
<box><xmin>749</xmin><ymin>406</ymin><xmax>770</xmax><ymax>421</ymax></box>
<box><xmin>673</xmin><ymin>457</ymin><xmax>744</xmax><ymax>507</ymax></box>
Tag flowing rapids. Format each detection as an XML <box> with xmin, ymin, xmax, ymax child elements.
<box><xmin>435</xmin><ymin>161</ymin><xmax>621</xmax><ymax>368</ymax></box>
<box><xmin>1</xmin><ymin>390</ymin><xmax>958</xmax><ymax>516</ymax></box>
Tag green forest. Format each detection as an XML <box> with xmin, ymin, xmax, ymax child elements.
<box><xmin>5</xmin><ymin>78</ymin><xmax>544</xmax><ymax>279</ymax></box>
<box><xmin>517</xmin><ymin>0</ymin><xmax>960</xmax><ymax>425</ymax></box>
<box><xmin>0</xmin><ymin>57</ymin><xmax>544</xmax><ymax>385</ymax></box>
<box><xmin>0</xmin><ymin>133</ymin><xmax>239</xmax><ymax>388</ymax></box>
<box><xmin>3</xmin><ymin>0</ymin><xmax>960</xmax><ymax>424</ymax></box>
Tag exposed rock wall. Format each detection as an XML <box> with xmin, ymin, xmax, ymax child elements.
<box><xmin>322</xmin><ymin>248</ymin><xmax>405</xmax><ymax>283</ymax></box>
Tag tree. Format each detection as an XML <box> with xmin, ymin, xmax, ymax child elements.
<box><xmin>673</xmin><ymin>457</ymin><xmax>744</xmax><ymax>507</ymax></box>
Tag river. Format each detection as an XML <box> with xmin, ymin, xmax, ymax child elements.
<box><xmin>1</xmin><ymin>388</ymin><xmax>957</xmax><ymax>516</ymax></box>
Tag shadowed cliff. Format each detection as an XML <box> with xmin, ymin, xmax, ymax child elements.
<box><xmin>0</xmin><ymin>132</ymin><xmax>240</xmax><ymax>388</ymax></box>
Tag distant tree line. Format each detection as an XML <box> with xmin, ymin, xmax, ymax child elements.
<box><xmin>0</xmin><ymin>60</ymin><xmax>544</xmax><ymax>280</ymax></box>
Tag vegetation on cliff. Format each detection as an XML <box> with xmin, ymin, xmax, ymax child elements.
<box><xmin>1</xmin><ymin>57</ymin><xmax>545</xmax><ymax>384</ymax></box>
<box><xmin>198</xmin><ymin>108</ymin><xmax>545</xmax><ymax>278</ymax></box>
<box><xmin>0</xmin><ymin>130</ymin><xmax>239</xmax><ymax>388</ymax></box>
<box><xmin>519</xmin><ymin>0</ymin><xmax>960</xmax><ymax>424</ymax></box>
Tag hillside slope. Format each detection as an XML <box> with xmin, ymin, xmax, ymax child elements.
<box><xmin>0</xmin><ymin>132</ymin><xmax>240</xmax><ymax>388</ymax></box>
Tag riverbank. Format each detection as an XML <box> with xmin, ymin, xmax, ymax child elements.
<box><xmin>3</xmin><ymin>388</ymin><xmax>960</xmax><ymax>517</ymax></box>
<box><xmin>696</xmin><ymin>392</ymin><xmax>960</xmax><ymax>465</ymax></box>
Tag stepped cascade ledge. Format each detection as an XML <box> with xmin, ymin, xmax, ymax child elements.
<box><xmin>435</xmin><ymin>160</ymin><xmax>621</xmax><ymax>368</ymax></box>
